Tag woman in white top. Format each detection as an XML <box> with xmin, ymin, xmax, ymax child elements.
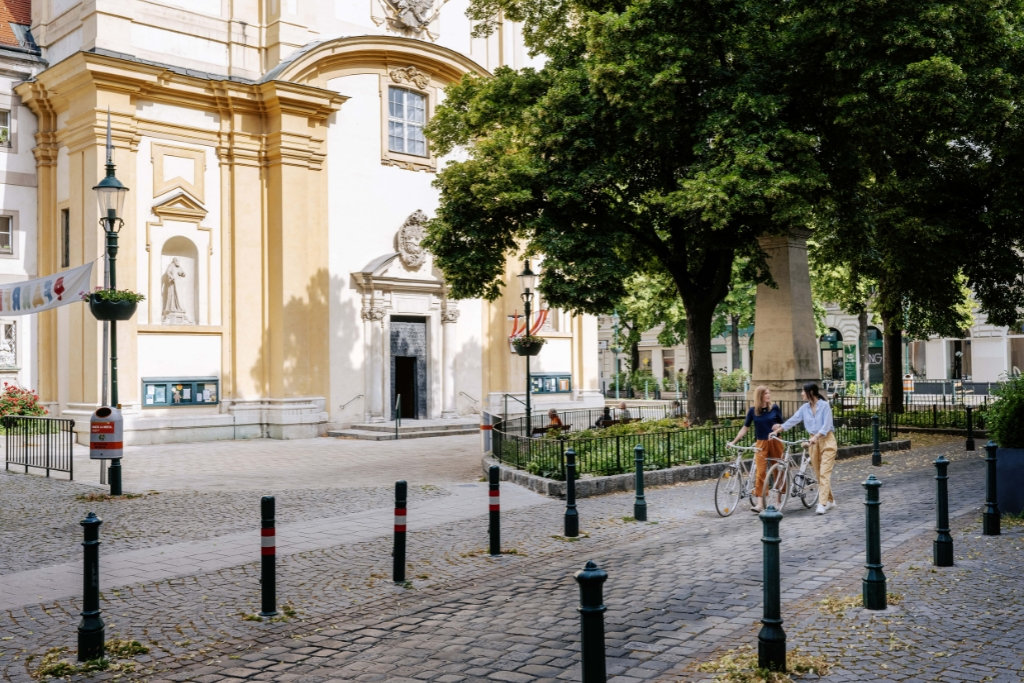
<box><xmin>772</xmin><ymin>382</ymin><xmax>837</xmax><ymax>515</ymax></box>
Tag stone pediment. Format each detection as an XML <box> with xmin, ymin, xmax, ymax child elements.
<box><xmin>151</xmin><ymin>192</ymin><xmax>207</xmax><ymax>223</ymax></box>
<box><xmin>352</xmin><ymin>252</ymin><xmax>442</xmax><ymax>293</ymax></box>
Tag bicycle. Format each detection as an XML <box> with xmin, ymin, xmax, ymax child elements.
<box><xmin>714</xmin><ymin>442</ymin><xmax>761</xmax><ymax>517</ymax></box>
<box><xmin>761</xmin><ymin>434</ymin><xmax>819</xmax><ymax>512</ymax></box>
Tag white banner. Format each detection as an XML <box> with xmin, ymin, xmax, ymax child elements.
<box><xmin>0</xmin><ymin>262</ymin><xmax>94</xmax><ymax>316</ymax></box>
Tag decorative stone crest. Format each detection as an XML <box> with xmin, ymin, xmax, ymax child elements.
<box><xmin>371</xmin><ymin>0</ymin><xmax>448</xmax><ymax>40</ymax></box>
<box><xmin>390</xmin><ymin>66</ymin><xmax>431</xmax><ymax>90</ymax></box>
<box><xmin>362</xmin><ymin>305</ymin><xmax>386</xmax><ymax>322</ymax></box>
<box><xmin>395</xmin><ymin>210</ymin><xmax>429</xmax><ymax>270</ymax></box>
<box><xmin>441</xmin><ymin>307</ymin><xmax>460</xmax><ymax>324</ymax></box>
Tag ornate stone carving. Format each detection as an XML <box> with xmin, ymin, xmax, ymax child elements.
<box><xmin>371</xmin><ymin>0</ymin><xmax>447</xmax><ymax>40</ymax></box>
<box><xmin>441</xmin><ymin>307</ymin><xmax>460</xmax><ymax>324</ymax></box>
<box><xmin>395</xmin><ymin>210</ymin><xmax>429</xmax><ymax>270</ymax></box>
<box><xmin>390</xmin><ymin>66</ymin><xmax>431</xmax><ymax>90</ymax></box>
<box><xmin>362</xmin><ymin>305</ymin><xmax>386</xmax><ymax>322</ymax></box>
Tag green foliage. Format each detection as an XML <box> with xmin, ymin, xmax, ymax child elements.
<box><xmin>716</xmin><ymin>369</ymin><xmax>750</xmax><ymax>393</ymax></box>
<box><xmin>510</xmin><ymin>334</ymin><xmax>546</xmax><ymax>350</ymax></box>
<box><xmin>0</xmin><ymin>382</ymin><xmax>47</xmax><ymax>418</ymax></box>
<box><xmin>988</xmin><ymin>375</ymin><xmax>1024</xmax><ymax>448</ymax></box>
<box><xmin>82</xmin><ymin>287</ymin><xmax>146</xmax><ymax>303</ymax></box>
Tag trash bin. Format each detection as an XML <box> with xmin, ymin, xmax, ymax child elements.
<box><xmin>903</xmin><ymin>374</ymin><xmax>914</xmax><ymax>393</ymax></box>
<box><xmin>90</xmin><ymin>406</ymin><xmax>123</xmax><ymax>460</ymax></box>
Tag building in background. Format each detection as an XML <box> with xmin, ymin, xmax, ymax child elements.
<box><xmin>15</xmin><ymin>1</ymin><xmax>599</xmax><ymax>443</ymax></box>
<box><xmin>0</xmin><ymin>0</ymin><xmax>44</xmax><ymax>391</ymax></box>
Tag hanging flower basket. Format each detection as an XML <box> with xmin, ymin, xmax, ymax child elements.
<box><xmin>86</xmin><ymin>290</ymin><xmax>143</xmax><ymax>321</ymax></box>
<box><xmin>511</xmin><ymin>335</ymin><xmax>546</xmax><ymax>356</ymax></box>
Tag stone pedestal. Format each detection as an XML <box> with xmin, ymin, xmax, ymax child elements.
<box><xmin>751</xmin><ymin>229</ymin><xmax>820</xmax><ymax>404</ymax></box>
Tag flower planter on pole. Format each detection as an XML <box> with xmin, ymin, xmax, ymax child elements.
<box><xmin>88</xmin><ymin>294</ymin><xmax>138</xmax><ymax>322</ymax></box>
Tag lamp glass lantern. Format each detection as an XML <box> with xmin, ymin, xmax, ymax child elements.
<box><xmin>93</xmin><ymin>174</ymin><xmax>128</xmax><ymax>230</ymax></box>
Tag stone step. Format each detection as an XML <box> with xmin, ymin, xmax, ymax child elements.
<box><xmin>349</xmin><ymin>420</ymin><xmax>478</xmax><ymax>433</ymax></box>
<box><xmin>328</xmin><ymin>427</ymin><xmax>478</xmax><ymax>441</ymax></box>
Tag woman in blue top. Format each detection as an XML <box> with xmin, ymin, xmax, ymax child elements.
<box><xmin>772</xmin><ymin>382</ymin><xmax>837</xmax><ymax>515</ymax></box>
<box><xmin>729</xmin><ymin>385</ymin><xmax>783</xmax><ymax>512</ymax></box>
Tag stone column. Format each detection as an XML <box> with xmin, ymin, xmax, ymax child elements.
<box><xmin>363</xmin><ymin>304</ymin><xmax>386</xmax><ymax>421</ymax></box>
<box><xmin>751</xmin><ymin>229</ymin><xmax>820</xmax><ymax>403</ymax></box>
<box><xmin>441</xmin><ymin>305</ymin><xmax>459</xmax><ymax>418</ymax></box>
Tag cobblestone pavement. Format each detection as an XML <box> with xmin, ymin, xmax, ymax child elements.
<box><xmin>1</xmin><ymin>435</ymin><xmax>1022</xmax><ymax>682</ymax></box>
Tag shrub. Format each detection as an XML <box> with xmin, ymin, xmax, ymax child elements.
<box><xmin>0</xmin><ymin>382</ymin><xmax>47</xmax><ymax>418</ymax></box>
<box><xmin>988</xmin><ymin>375</ymin><xmax>1024</xmax><ymax>448</ymax></box>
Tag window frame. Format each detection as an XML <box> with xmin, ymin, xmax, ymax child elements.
<box><xmin>379</xmin><ymin>68</ymin><xmax>437</xmax><ymax>172</ymax></box>
<box><xmin>0</xmin><ymin>321</ymin><xmax>16</xmax><ymax>369</ymax></box>
<box><xmin>0</xmin><ymin>215</ymin><xmax>13</xmax><ymax>257</ymax></box>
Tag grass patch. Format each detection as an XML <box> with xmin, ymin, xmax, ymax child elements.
<box><xmin>819</xmin><ymin>592</ymin><xmax>903</xmax><ymax>618</ymax></box>
<box><xmin>31</xmin><ymin>640</ymin><xmax>149</xmax><ymax>680</ymax></box>
<box><xmin>551</xmin><ymin>531</ymin><xmax>591</xmax><ymax>542</ymax></box>
<box><xmin>459</xmin><ymin>547</ymin><xmax>525</xmax><ymax>558</ymax></box>
<box><xmin>1001</xmin><ymin>511</ymin><xmax>1024</xmax><ymax>529</ymax></box>
<box><xmin>695</xmin><ymin>645</ymin><xmax>830</xmax><ymax>682</ymax></box>
<box><xmin>242</xmin><ymin>603</ymin><xmax>297</xmax><ymax>622</ymax></box>
<box><xmin>75</xmin><ymin>491</ymin><xmax>150</xmax><ymax>502</ymax></box>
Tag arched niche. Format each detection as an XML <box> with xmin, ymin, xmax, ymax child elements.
<box><xmin>160</xmin><ymin>237</ymin><xmax>199</xmax><ymax>325</ymax></box>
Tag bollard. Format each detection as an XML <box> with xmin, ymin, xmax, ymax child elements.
<box><xmin>564</xmin><ymin>448</ymin><xmax>579</xmax><ymax>537</ymax></box>
<box><xmin>574</xmin><ymin>560</ymin><xmax>607</xmax><ymax>682</ymax></box>
<box><xmin>488</xmin><ymin>465</ymin><xmax>501</xmax><ymax>556</ymax></box>
<box><xmin>394</xmin><ymin>480</ymin><xmax>407</xmax><ymax>582</ymax></box>
<box><xmin>862</xmin><ymin>475</ymin><xmax>887</xmax><ymax>610</ymax></box>
<box><xmin>983</xmin><ymin>441</ymin><xmax>1001</xmax><ymax>536</ymax></box>
<box><xmin>633</xmin><ymin>444</ymin><xmax>647</xmax><ymax>522</ymax></box>
<box><xmin>965</xmin><ymin>406</ymin><xmax>975</xmax><ymax>451</ymax></box>
<box><xmin>259</xmin><ymin>496</ymin><xmax>277</xmax><ymax>617</ymax></box>
<box><xmin>871</xmin><ymin>415</ymin><xmax>881</xmax><ymax>466</ymax></box>
<box><xmin>933</xmin><ymin>457</ymin><xmax>953</xmax><ymax>566</ymax></box>
<box><xmin>758</xmin><ymin>506</ymin><xmax>786</xmax><ymax>672</ymax></box>
<box><xmin>108</xmin><ymin>459</ymin><xmax>122</xmax><ymax>496</ymax></box>
<box><xmin>77</xmin><ymin>512</ymin><xmax>105</xmax><ymax>661</ymax></box>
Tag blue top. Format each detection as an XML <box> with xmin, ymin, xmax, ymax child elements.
<box><xmin>779</xmin><ymin>399</ymin><xmax>835</xmax><ymax>437</ymax></box>
<box><xmin>744</xmin><ymin>404</ymin><xmax>783</xmax><ymax>440</ymax></box>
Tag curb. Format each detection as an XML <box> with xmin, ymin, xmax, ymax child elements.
<box><xmin>482</xmin><ymin>439</ymin><xmax>912</xmax><ymax>499</ymax></box>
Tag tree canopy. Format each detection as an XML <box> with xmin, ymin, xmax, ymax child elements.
<box><xmin>425</xmin><ymin>0</ymin><xmax>1024</xmax><ymax>419</ymax></box>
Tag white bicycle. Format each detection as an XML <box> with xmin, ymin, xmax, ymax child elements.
<box><xmin>761</xmin><ymin>434</ymin><xmax>819</xmax><ymax>512</ymax></box>
<box><xmin>715</xmin><ymin>442</ymin><xmax>762</xmax><ymax>517</ymax></box>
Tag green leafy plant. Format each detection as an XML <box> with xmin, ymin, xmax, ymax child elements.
<box><xmin>0</xmin><ymin>382</ymin><xmax>47</xmax><ymax>418</ymax></box>
<box><xmin>81</xmin><ymin>287</ymin><xmax>146</xmax><ymax>303</ymax></box>
<box><xmin>510</xmin><ymin>334</ymin><xmax>546</xmax><ymax>350</ymax></box>
<box><xmin>987</xmin><ymin>374</ymin><xmax>1024</xmax><ymax>448</ymax></box>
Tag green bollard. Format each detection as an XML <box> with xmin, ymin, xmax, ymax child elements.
<box><xmin>564</xmin><ymin>448</ymin><xmax>579</xmax><ymax>537</ymax></box>
<box><xmin>633</xmin><ymin>444</ymin><xmax>647</xmax><ymax>522</ymax></box>
<box><xmin>983</xmin><ymin>441</ymin><xmax>1000</xmax><ymax>536</ymax></box>
<box><xmin>758</xmin><ymin>506</ymin><xmax>786</xmax><ymax>672</ymax></box>
<box><xmin>574</xmin><ymin>560</ymin><xmax>607</xmax><ymax>682</ymax></box>
<box><xmin>862</xmin><ymin>475</ymin><xmax>887</xmax><ymax>610</ymax></box>
<box><xmin>77</xmin><ymin>512</ymin><xmax>105</xmax><ymax>661</ymax></box>
<box><xmin>965</xmin><ymin>406</ymin><xmax>975</xmax><ymax>451</ymax></box>
<box><xmin>108</xmin><ymin>458</ymin><xmax>122</xmax><ymax>496</ymax></box>
<box><xmin>871</xmin><ymin>415</ymin><xmax>881</xmax><ymax>466</ymax></box>
<box><xmin>933</xmin><ymin>457</ymin><xmax>953</xmax><ymax>566</ymax></box>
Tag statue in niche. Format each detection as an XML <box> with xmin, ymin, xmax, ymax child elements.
<box><xmin>161</xmin><ymin>257</ymin><xmax>192</xmax><ymax>324</ymax></box>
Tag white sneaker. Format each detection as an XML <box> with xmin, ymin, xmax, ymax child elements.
<box><xmin>824</xmin><ymin>501</ymin><xmax>836</xmax><ymax>511</ymax></box>
<box><xmin>816</xmin><ymin>504</ymin><xmax>827</xmax><ymax>515</ymax></box>
<box><xmin>752</xmin><ymin>502</ymin><xmax>764</xmax><ymax>513</ymax></box>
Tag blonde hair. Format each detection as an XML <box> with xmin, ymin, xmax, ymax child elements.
<box><xmin>753</xmin><ymin>385</ymin><xmax>772</xmax><ymax>415</ymax></box>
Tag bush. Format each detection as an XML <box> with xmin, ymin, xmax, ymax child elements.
<box><xmin>988</xmin><ymin>375</ymin><xmax>1024</xmax><ymax>448</ymax></box>
<box><xmin>715</xmin><ymin>368</ymin><xmax>749</xmax><ymax>393</ymax></box>
<box><xmin>0</xmin><ymin>382</ymin><xmax>47</xmax><ymax>418</ymax></box>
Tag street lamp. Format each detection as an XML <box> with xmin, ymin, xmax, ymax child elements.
<box><xmin>519</xmin><ymin>261</ymin><xmax>537</xmax><ymax>435</ymax></box>
<box><xmin>611</xmin><ymin>310</ymin><xmax>621</xmax><ymax>399</ymax></box>
<box><xmin>93</xmin><ymin>116</ymin><xmax>129</xmax><ymax>407</ymax></box>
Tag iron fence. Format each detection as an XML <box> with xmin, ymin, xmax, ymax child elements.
<box><xmin>3</xmin><ymin>416</ymin><xmax>76</xmax><ymax>478</ymax></box>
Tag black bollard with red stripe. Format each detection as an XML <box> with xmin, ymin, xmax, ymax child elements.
<box><xmin>489</xmin><ymin>465</ymin><xmax>500</xmax><ymax>556</ymax></box>
<box><xmin>260</xmin><ymin>496</ymin><xmax>277</xmax><ymax>617</ymax></box>
<box><xmin>394</xmin><ymin>481</ymin><xmax>407</xmax><ymax>582</ymax></box>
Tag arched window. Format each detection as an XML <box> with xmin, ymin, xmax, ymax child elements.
<box><xmin>160</xmin><ymin>237</ymin><xmax>199</xmax><ymax>325</ymax></box>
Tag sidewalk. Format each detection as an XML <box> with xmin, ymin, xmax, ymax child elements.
<box><xmin>1</xmin><ymin>435</ymin><xmax>1021</xmax><ymax>681</ymax></box>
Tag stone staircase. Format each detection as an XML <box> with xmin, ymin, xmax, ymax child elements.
<box><xmin>327</xmin><ymin>417</ymin><xmax>480</xmax><ymax>441</ymax></box>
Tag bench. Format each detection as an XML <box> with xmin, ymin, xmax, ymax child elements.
<box><xmin>594</xmin><ymin>418</ymin><xmax>640</xmax><ymax>428</ymax></box>
<box><xmin>532</xmin><ymin>424</ymin><xmax>571</xmax><ymax>437</ymax></box>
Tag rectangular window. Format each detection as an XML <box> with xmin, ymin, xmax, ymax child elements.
<box><xmin>142</xmin><ymin>377</ymin><xmax>220</xmax><ymax>407</ymax></box>
<box><xmin>388</xmin><ymin>87</ymin><xmax>427</xmax><ymax>157</ymax></box>
<box><xmin>61</xmin><ymin>209</ymin><xmax>70</xmax><ymax>268</ymax></box>
<box><xmin>0</xmin><ymin>321</ymin><xmax>15</xmax><ymax>368</ymax></box>
<box><xmin>0</xmin><ymin>216</ymin><xmax>12</xmax><ymax>255</ymax></box>
<box><xmin>0</xmin><ymin>110</ymin><xmax>9</xmax><ymax>147</ymax></box>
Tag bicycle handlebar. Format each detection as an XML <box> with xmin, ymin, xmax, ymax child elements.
<box><xmin>725</xmin><ymin>442</ymin><xmax>761</xmax><ymax>452</ymax></box>
<box><xmin>768</xmin><ymin>433</ymin><xmax>808</xmax><ymax>447</ymax></box>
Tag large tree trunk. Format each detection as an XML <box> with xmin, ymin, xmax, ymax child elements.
<box><xmin>858</xmin><ymin>309</ymin><xmax>869</xmax><ymax>393</ymax></box>
<box><xmin>730</xmin><ymin>313</ymin><xmax>742</xmax><ymax>371</ymax></box>
<box><xmin>684</xmin><ymin>302</ymin><xmax>718</xmax><ymax>424</ymax></box>
<box><xmin>880</xmin><ymin>307</ymin><xmax>904</xmax><ymax>412</ymax></box>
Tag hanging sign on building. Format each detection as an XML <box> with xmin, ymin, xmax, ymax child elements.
<box><xmin>0</xmin><ymin>262</ymin><xmax>94</xmax><ymax>315</ymax></box>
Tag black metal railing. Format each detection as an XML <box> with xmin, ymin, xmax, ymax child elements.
<box><xmin>3</xmin><ymin>416</ymin><xmax>76</xmax><ymax>478</ymax></box>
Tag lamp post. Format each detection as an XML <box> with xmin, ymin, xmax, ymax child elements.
<box><xmin>611</xmin><ymin>311</ymin><xmax>621</xmax><ymax>399</ymax></box>
<box><xmin>519</xmin><ymin>262</ymin><xmax>536</xmax><ymax>435</ymax></box>
<box><xmin>93</xmin><ymin>118</ymin><xmax>130</xmax><ymax>408</ymax></box>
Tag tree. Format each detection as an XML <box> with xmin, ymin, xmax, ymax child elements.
<box><xmin>787</xmin><ymin>0</ymin><xmax>1024</xmax><ymax>405</ymax></box>
<box><xmin>712</xmin><ymin>258</ymin><xmax>757</xmax><ymax>373</ymax></box>
<box><xmin>424</xmin><ymin>0</ymin><xmax>822</xmax><ymax>423</ymax></box>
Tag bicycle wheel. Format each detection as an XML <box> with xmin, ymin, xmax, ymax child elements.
<box><xmin>795</xmin><ymin>469</ymin><xmax>819</xmax><ymax>508</ymax></box>
<box><xmin>762</xmin><ymin>463</ymin><xmax>790</xmax><ymax>512</ymax></box>
<box><xmin>714</xmin><ymin>465</ymin><xmax>743</xmax><ymax>517</ymax></box>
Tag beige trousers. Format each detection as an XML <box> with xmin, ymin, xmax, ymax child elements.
<box><xmin>808</xmin><ymin>431</ymin><xmax>838</xmax><ymax>505</ymax></box>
